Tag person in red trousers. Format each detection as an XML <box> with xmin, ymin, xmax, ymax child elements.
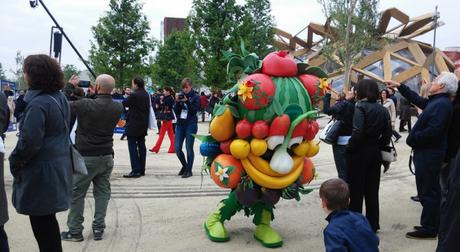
<box><xmin>150</xmin><ymin>87</ymin><xmax>175</xmax><ymax>153</ymax></box>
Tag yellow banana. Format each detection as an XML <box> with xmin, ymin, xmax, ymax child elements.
<box><xmin>241</xmin><ymin>156</ymin><xmax>304</xmax><ymax>189</ymax></box>
<box><xmin>247</xmin><ymin>153</ymin><xmax>283</xmax><ymax>177</ymax></box>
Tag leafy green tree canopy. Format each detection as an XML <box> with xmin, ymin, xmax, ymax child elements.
<box><xmin>89</xmin><ymin>0</ymin><xmax>154</xmax><ymax>87</ymax></box>
<box><xmin>151</xmin><ymin>31</ymin><xmax>199</xmax><ymax>91</ymax></box>
<box><xmin>188</xmin><ymin>0</ymin><xmax>275</xmax><ymax>89</ymax></box>
<box><xmin>319</xmin><ymin>0</ymin><xmax>380</xmax><ymax>89</ymax></box>
<box><xmin>63</xmin><ymin>64</ymin><xmax>81</xmax><ymax>82</ymax></box>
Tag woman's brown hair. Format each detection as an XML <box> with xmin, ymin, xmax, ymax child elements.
<box><xmin>23</xmin><ymin>54</ymin><xmax>65</xmax><ymax>92</ymax></box>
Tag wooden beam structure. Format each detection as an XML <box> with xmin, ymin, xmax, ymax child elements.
<box><xmin>273</xmin><ymin>8</ymin><xmax>455</xmax><ymax>91</ymax></box>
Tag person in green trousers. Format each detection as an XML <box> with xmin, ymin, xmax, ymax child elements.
<box><xmin>61</xmin><ymin>74</ymin><xmax>124</xmax><ymax>242</ymax></box>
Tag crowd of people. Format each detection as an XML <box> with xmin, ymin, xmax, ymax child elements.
<box><xmin>322</xmin><ymin>72</ymin><xmax>459</xmax><ymax>251</ymax></box>
<box><xmin>0</xmin><ymin>53</ymin><xmax>459</xmax><ymax>252</ymax></box>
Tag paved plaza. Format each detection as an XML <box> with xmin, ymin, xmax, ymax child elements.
<box><xmin>3</xmin><ymin>118</ymin><xmax>437</xmax><ymax>252</ymax></box>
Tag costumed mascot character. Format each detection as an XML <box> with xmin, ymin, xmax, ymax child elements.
<box><xmin>197</xmin><ymin>43</ymin><xmax>329</xmax><ymax>248</ymax></box>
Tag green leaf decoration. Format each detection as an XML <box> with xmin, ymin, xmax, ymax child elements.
<box><xmin>299</xmin><ymin>187</ymin><xmax>314</xmax><ymax>195</ymax></box>
<box><xmin>224</xmin><ymin>39</ymin><xmax>262</xmax><ymax>81</ymax></box>
<box><xmin>223</xmin><ymin>50</ymin><xmax>240</xmax><ymax>60</ymax></box>
<box><xmin>214</xmin><ymin>104</ymin><xmax>227</xmax><ymax>117</ymax></box>
<box><xmin>228</xmin><ymin>106</ymin><xmax>240</xmax><ymax>119</ymax></box>
<box><xmin>219</xmin><ymin>191</ymin><xmax>243</xmax><ymax>222</ymax></box>
<box><xmin>222</xmin><ymin>177</ymin><xmax>229</xmax><ymax>187</ymax></box>
<box><xmin>304</xmin><ymin>66</ymin><xmax>328</xmax><ymax>79</ymax></box>
<box><xmin>296</xmin><ymin>62</ymin><xmax>310</xmax><ymax>75</ymax></box>
<box><xmin>192</xmin><ymin>134</ymin><xmax>216</xmax><ymax>143</ymax></box>
<box><xmin>225</xmin><ymin>165</ymin><xmax>235</xmax><ymax>175</ymax></box>
<box><xmin>240</xmin><ymin>39</ymin><xmax>250</xmax><ymax>57</ymax></box>
<box><xmin>272</xmin><ymin>99</ymin><xmax>283</xmax><ymax>116</ymax></box>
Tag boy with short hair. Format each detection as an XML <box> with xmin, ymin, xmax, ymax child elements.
<box><xmin>320</xmin><ymin>178</ymin><xmax>379</xmax><ymax>252</ymax></box>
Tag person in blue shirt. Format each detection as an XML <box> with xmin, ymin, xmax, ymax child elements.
<box><xmin>320</xmin><ymin>178</ymin><xmax>379</xmax><ymax>252</ymax></box>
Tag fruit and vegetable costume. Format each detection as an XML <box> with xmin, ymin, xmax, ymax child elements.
<box><xmin>197</xmin><ymin>43</ymin><xmax>329</xmax><ymax>248</ymax></box>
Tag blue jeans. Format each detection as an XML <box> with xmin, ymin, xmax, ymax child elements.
<box><xmin>127</xmin><ymin>136</ymin><xmax>146</xmax><ymax>174</ymax></box>
<box><xmin>413</xmin><ymin>148</ymin><xmax>444</xmax><ymax>235</ymax></box>
<box><xmin>332</xmin><ymin>144</ymin><xmax>348</xmax><ymax>182</ymax></box>
<box><xmin>174</xmin><ymin>123</ymin><xmax>198</xmax><ymax>173</ymax></box>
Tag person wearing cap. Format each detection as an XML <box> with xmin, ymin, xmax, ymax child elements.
<box><xmin>386</xmin><ymin>71</ymin><xmax>459</xmax><ymax>240</ymax></box>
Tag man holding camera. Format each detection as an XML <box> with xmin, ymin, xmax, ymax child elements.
<box><xmin>61</xmin><ymin>74</ymin><xmax>124</xmax><ymax>242</ymax></box>
<box><xmin>174</xmin><ymin>78</ymin><xmax>200</xmax><ymax>178</ymax></box>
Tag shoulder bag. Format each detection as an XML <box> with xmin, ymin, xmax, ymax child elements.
<box><xmin>48</xmin><ymin>95</ymin><xmax>88</xmax><ymax>175</ymax></box>
<box><xmin>319</xmin><ymin>118</ymin><xmax>343</xmax><ymax>145</ymax></box>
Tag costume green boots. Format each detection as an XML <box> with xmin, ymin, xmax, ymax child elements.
<box><xmin>254</xmin><ymin>209</ymin><xmax>283</xmax><ymax>248</ymax></box>
<box><xmin>204</xmin><ymin>203</ymin><xmax>230</xmax><ymax>242</ymax></box>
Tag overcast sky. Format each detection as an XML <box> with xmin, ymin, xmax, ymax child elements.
<box><xmin>0</xmin><ymin>0</ymin><xmax>458</xmax><ymax>79</ymax></box>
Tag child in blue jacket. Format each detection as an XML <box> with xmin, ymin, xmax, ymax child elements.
<box><xmin>320</xmin><ymin>178</ymin><xmax>379</xmax><ymax>252</ymax></box>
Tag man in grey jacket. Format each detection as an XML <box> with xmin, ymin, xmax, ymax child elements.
<box><xmin>61</xmin><ymin>74</ymin><xmax>124</xmax><ymax>242</ymax></box>
<box><xmin>0</xmin><ymin>92</ymin><xmax>10</xmax><ymax>251</ymax></box>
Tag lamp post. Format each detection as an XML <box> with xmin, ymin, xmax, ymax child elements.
<box><xmin>29</xmin><ymin>0</ymin><xmax>96</xmax><ymax>79</ymax></box>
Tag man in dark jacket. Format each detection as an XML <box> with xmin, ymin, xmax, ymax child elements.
<box><xmin>123</xmin><ymin>77</ymin><xmax>150</xmax><ymax>178</ymax></box>
<box><xmin>0</xmin><ymin>92</ymin><xmax>10</xmax><ymax>251</ymax></box>
<box><xmin>174</xmin><ymin>78</ymin><xmax>200</xmax><ymax>178</ymax></box>
<box><xmin>61</xmin><ymin>74</ymin><xmax>123</xmax><ymax>242</ymax></box>
<box><xmin>386</xmin><ymin>72</ymin><xmax>458</xmax><ymax>239</ymax></box>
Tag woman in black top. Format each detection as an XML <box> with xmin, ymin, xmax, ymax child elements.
<box><xmin>149</xmin><ymin>87</ymin><xmax>175</xmax><ymax>153</ymax></box>
<box><xmin>346</xmin><ymin>79</ymin><xmax>392</xmax><ymax>232</ymax></box>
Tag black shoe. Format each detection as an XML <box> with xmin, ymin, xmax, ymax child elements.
<box><xmin>399</xmin><ymin>129</ymin><xmax>407</xmax><ymax>132</ymax></box>
<box><xmin>93</xmin><ymin>229</ymin><xmax>104</xmax><ymax>241</ymax></box>
<box><xmin>383</xmin><ymin>161</ymin><xmax>390</xmax><ymax>173</ymax></box>
<box><xmin>140</xmin><ymin>172</ymin><xmax>145</xmax><ymax>176</ymax></box>
<box><xmin>182</xmin><ymin>171</ymin><xmax>193</xmax><ymax>178</ymax></box>
<box><xmin>413</xmin><ymin>226</ymin><xmax>422</xmax><ymax>231</ymax></box>
<box><xmin>178</xmin><ymin>167</ymin><xmax>185</xmax><ymax>176</ymax></box>
<box><xmin>395</xmin><ymin>135</ymin><xmax>402</xmax><ymax>143</ymax></box>
<box><xmin>406</xmin><ymin>230</ymin><xmax>437</xmax><ymax>240</ymax></box>
<box><xmin>123</xmin><ymin>172</ymin><xmax>141</xmax><ymax>178</ymax></box>
<box><xmin>410</xmin><ymin>196</ymin><xmax>420</xmax><ymax>202</ymax></box>
<box><xmin>61</xmin><ymin>231</ymin><xmax>84</xmax><ymax>242</ymax></box>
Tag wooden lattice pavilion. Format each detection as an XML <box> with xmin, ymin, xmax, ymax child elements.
<box><xmin>274</xmin><ymin>8</ymin><xmax>457</xmax><ymax>92</ymax></box>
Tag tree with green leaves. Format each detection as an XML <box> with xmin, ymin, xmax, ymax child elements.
<box><xmin>188</xmin><ymin>0</ymin><xmax>242</xmax><ymax>89</ymax></box>
<box><xmin>0</xmin><ymin>63</ymin><xmax>6</xmax><ymax>80</ymax></box>
<box><xmin>150</xmin><ymin>31</ymin><xmax>199</xmax><ymax>90</ymax></box>
<box><xmin>318</xmin><ymin>0</ymin><xmax>380</xmax><ymax>90</ymax></box>
<box><xmin>63</xmin><ymin>64</ymin><xmax>81</xmax><ymax>82</ymax></box>
<box><xmin>188</xmin><ymin>0</ymin><xmax>275</xmax><ymax>90</ymax></box>
<box><xmin>237</xmin><ymin>0</ymin><xmax>275</xmax><ymax>57</ymax></box>
<box><xmin>10</xmin><ymin>51</ymin><xmax>26</xmax><ymax>90</ymax></box>
<box><xmin>89</xmin><ymin>0</ymin><xmax>154</xmax><ymax>87</ymax></box>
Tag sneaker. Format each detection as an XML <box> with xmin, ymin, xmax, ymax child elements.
<box><xmin>405</xmin><ymin>230</ymin><xmax>437</xmax><ymax>240</ymax></box>
<box><xmin>93</xmin><ymin>230</ymin><xmax>104</xmax><ymax>241</ymax></box>
<box><xmin>61</xmin><ymin>231</ymin><xmax>84</xmax><ymax>242</ymax></box>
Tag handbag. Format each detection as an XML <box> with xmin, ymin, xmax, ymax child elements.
<box><xmin>381</xmin><ymin>139</ymin><xmax>397</xmax><ymax>163</ymax></box>
<box><xmin>319</xmin><ymin>119</ymin><xmax>343</xmax><ymax>144</ymax></box>
<box><xmin>48</xmin><ymin>95</ymin><xmax>88</xmax><ymax>175</ymax></box>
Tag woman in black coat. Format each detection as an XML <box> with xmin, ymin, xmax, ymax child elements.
<box><xmin>9</xmin><ymin>55</ymin><xmax>73</xmax><ymax>252</ymax></box>
<box><xmin>346</xmin><ymin>79</ymin><xmax>392</xmax><ymax>232</ymax></box>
